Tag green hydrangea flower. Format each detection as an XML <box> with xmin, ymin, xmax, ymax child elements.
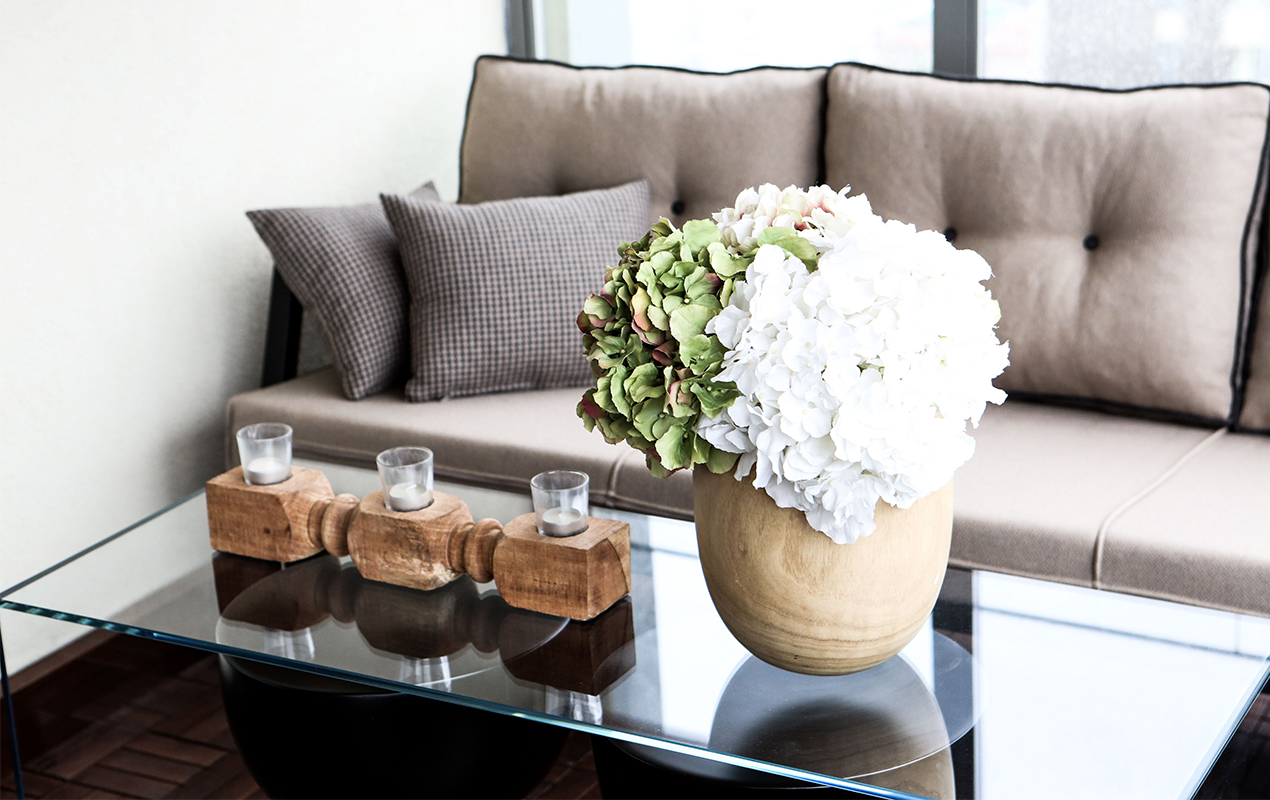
<box><xmin>577</xmin><ymin>218</ymin><xmax>752</xmax><ymax>477</ymax></box>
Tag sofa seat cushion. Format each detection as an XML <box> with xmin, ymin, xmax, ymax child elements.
<box><xmin>229</xmin><ymin>372</ymin><xmax>1230</xmax><ymax>587</ymax></box>
<box><xmin>824</xmin><ymin>63</ymin><xmax>1270</xmax><ymax>423</ymax></box>
<box><xmin>1099</xmin><ymin>432</ymin><xmax>1270</xmax><ymax>616</ymax></box>
<box><xmin>952</xmin><ymin>400</ymin><xmax>1216</xmax><ymax>586</ymax></box>
<box><xmin>459</xmin><ymin>56</ymin><xmax>825</xmax><ymax>228</ymax></box>
<box><xmin>225</xmin><ymin>368</ymin><xmax>687</xmax><ymax>517</ymax></box>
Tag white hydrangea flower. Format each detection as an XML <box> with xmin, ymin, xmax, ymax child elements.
<box><xmin>700</xmin><ymin>186</ymin><xmax>1010</xmax><ymax>544</ymax></box>
<box><xmin>713</xmin><ymin>183</ymin><xmax>872</xmax><ymax>253</ymax></box>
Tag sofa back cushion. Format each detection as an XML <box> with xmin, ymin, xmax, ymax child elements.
<box><xmin>459</xmin><ymin>57</ymin><xmax>826</xmax><ymax>228</ymax></box>
<box><xmin>824</xmin><ymin>63</ymin><xmax>1270</xmax><ymax>423</ymax></box>
<box><xmin>248</xmin><ymin>182</ymin><xmax>441</xmax><ymax>400</ymax></box>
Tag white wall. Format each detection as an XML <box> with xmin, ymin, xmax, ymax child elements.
<box><xmin>0</xmin><ymin>0</ymin><xmax>506</xmax><ymax>672</ymax></box>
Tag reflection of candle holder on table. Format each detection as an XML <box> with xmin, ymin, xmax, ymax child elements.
<box><xmin>213</xmin><ymin>553</ymin><xmax>567</xmax><ymax>665</ymax></box>
<box><xmin>503</xmin><ymin>597</ymin><xmax>636</xmax><ymax>697</ymax></box>
<box><xmin>213</xmin><ymin>550</ymin><xmax>573</xmax><ymax>800</ymax></box>
<box><xmin>506</xmin><ymin>598</ymin><xmax>637</xmax><ymax>727</ymax></box>
<box><xmin>344</xmin><ymin>567</ymin><xmax>566</xmax><ymax>664</ymax></box>
<box><xmin>213</xmin><ymin>550</ymin><xmax>635</xmax><ymax>703</ymax></box>
<box><xmin>215</xmin><ymin>552</ymin><xmax>339</xmax><ymax>630</ymax></box>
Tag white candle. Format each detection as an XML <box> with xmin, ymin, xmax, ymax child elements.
<box><xmin>387</xmin><ymin>481</ymin><xmax>433</xmax><ymax>511</ymax></box>
<box><xmin>244</xmin><ymin>456</ymin><xmax>291</xmax><ymax>485</ymax></box>
<box><xmin>539</xmin><ymin>506</ymin><xmax>588</xmax><ymax>537</ymax></box>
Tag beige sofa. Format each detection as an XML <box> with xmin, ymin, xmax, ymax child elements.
<box><xmin>229</xmin><ymin>57</ymin><xmax>1270</xmax><ymax>617</ymax></box>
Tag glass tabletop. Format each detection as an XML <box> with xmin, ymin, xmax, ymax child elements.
<box><xmin>3</xmin><ymin>459</ymin><xmax>1269</xmax><ymax>799</ymax></box>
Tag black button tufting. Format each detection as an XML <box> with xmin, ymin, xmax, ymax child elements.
<box><xmin>670</xmin><ymin>200</ymin><xmax>686</xmax><ymax>215</ymax></box>
<box><xmin>1084</xmin><ymin>234</ymin><xmax>1099</xmax><ymax>251</ymax></box>
<box><xmin>943</xmin><ymin>227</ymin><xmax>957</xmax><ymax>243</ymax></box>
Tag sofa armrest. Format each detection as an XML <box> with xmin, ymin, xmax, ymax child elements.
<box><xmin>261</xmin><ymin>268</ymin><xmax>303</xmax><ymax>388</ymax></box>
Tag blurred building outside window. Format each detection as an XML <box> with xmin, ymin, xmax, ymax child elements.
<box><xmin>535</xmin><ymin>0</ymin><xmax>1270</xmax><ymax>87</ymax></box>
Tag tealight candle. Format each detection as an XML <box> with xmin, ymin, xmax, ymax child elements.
<box><xmin>387</xmin><ymin>481</ymin><xmax>432</xmax><ymax>512</ymax></box>
<box><xmin>377</xmin><ymin>446</ymin><xmax>435</xmax><ymax>512</ymax></box>
<box><xmin>244</xmin><ymin>456</ymin><xmax>291</xmax><ymax>486</ymax></box>
<box><xmin>531</xmin><ymin>470</ymin><xmax>590</xmax><ymax>537</ymax></box>
<box><xmin>539</xmin><ymin>506</ymin><xmax>587</xmax><ymax>537</ymax></box>
<box><xmin>236</xmin><ymin>423</ymin><xmax>293</xmax><ymax>486</ymax></box>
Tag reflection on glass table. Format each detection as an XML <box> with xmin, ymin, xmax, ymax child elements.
<box><xmin>213</xmin><ymin>550</ymin><xmax>628</xmax><ymax>697</ymax></box>
<box><xmin>2</xmin><ymin>459</ymin><xmax>1269</xmax><ymax>799</ymax></box>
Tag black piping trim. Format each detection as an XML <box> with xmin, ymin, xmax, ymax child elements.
<box><xmin>468</xmin><ymin>52</ymin><xmax>831</xmax><ymax>81</ymax></box>
<box><xmin>827</xmin><ymin>59</ymin><xmax>1270</xmax><ymax>95</ymax></box>
<box><xmin>1228</xmin><ymin>92</ymin><xmax>1268</xmax><ymax>427</ymax></box>
<box><xmin>815</xmin><ymin>68</ymin><xmax>829</xmax><ymax>186</ymax></box>
<box><xmin>260</xmin><ymin>268</ymin><xmax>303</xmax><ymax>388</ymax></box>
<box><xmin>1234</xmin><ymin>130</ymin><xmax>1270</xmax><ymax>433</ymax></box>
<box><xmin>455</xmin><ymin>55</ymin><xmax>489</xmax><ymax>205</ymax></box>
<box><xmin>457</xmin><ymin>54</ymin><xmax>830</xmax><ymax>204</ymax></box>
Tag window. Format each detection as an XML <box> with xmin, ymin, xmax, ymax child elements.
<box><xmin>523</xmin><ymin>0</ymin><xmax>1270</xmax><ymax>87</ymax></box>
<box><xmin>982</xmin><ymin>0</ymin><xmax>1270</xmax><ymax>86</ymax></box>
<box><xmin>532</xmin><ymin>0</ymin><xmax>932</xmax><ymax>74</ymax></box>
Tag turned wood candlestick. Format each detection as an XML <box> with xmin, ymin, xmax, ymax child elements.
<box><xmin>205</xmin><ymin>466</ymin><xmax>359</xmax><ymax>563</ymax></box>
<box><xmin>206</xmin><ymin>468</ymin><xmax>631</xmax><ymax>620</ymax></box>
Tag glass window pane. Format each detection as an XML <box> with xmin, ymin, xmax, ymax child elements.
<box><xmin>549</xmin><ymin>0</ymin><xmax>933</xmax><ymax>73</ymax></box>
<box><xmin>983</xmin><ymin>0</ymin><xmax>1270</xmax><ymax>87</ymax></box>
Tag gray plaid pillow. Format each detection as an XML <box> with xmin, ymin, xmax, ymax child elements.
<box><xmin>247</xmin><ymin>182</ymin><xmax>441</xmax><ymax>400</ymax></box>
<box><xmin>382</xmin><ymin>180</ymin><xmax>651</xmax><ymax>402</ymax></box>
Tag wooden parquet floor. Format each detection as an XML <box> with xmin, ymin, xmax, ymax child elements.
<box><xmin>1</xmin><ymin>633</ymin><xmax>599</xmax><ymax>800</ymax></box>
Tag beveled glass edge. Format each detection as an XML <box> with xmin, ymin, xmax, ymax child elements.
<box><xmin>0</xmin><ymin>599</ymin><xmax>927</xmax><ymax>799</ymax></box>
<box><xmin>1182</xmin><ymin>655</ymin><xmax>1270</xmax><ymax>798</ymax></box>
<box><xmin>0</xmin><ymin>490</ymin><xmax>207</xmax><ymax>599</ymax></box>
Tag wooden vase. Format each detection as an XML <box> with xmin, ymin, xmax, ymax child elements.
<box><xmin>693</xmin><ymin>466</ymin><xmax>953</xmax><ymax>676</ymax></box>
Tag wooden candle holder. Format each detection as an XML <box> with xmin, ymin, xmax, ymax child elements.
<box><xmin>328</xmin><ymin>493</ymin><xmax>630</xmax><ymax>621</ymax></box>
<box><xmin>206</xmin><ymin>468</ymin><xmax>631</xmax><ymax>621</ymax></box>
<box><xmin>491</xmin><ymin>514</ymin><xmax>631</xmax><ymax>621</ymax></box>
<box><xmin>206</xmin><ymin>466</ymin><xmax>358</xmax><ymax>563</ymax></box>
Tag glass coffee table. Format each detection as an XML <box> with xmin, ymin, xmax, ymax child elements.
<box><xmin>3</xmin><ymin>460</ymin><xmax>1268</xmax><ymax>799</ymax></box>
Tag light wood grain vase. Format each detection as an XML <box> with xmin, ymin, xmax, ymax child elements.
<box><xmin>693</xmin><ymin>466</ymin><xmax>954</xmax><ymax>676</ymax></box>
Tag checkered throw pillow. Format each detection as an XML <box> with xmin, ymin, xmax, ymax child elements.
<box><xmin>382</xmin><ymin>180</ymin><xmax>651</xmax><ymax>402</ymax></box>
<box><xmin>247</xmin><ymin>182</ymin><xmax>441</xmax><ymax>400</ymax></box>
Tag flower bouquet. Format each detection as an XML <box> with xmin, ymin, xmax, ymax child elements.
<box><xmin>578</xmin><ymin>184</ymin><xmax>1009</xmax><ymax>544</ymax></box>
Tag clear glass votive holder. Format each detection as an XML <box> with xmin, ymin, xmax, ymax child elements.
<box><xmin>531</xmin><ymin>470</ymin><xmax>589</xmax><ymax>537</ymax></box>
<box><xmin>236</xmin><ymin>423</ymin><xmax>293</xmax><ymax>485</ymax></box>
<box><xmin>378</xmin><ymin>446</ymin><xmax>434</xmax><ymax>512</ymax></box>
